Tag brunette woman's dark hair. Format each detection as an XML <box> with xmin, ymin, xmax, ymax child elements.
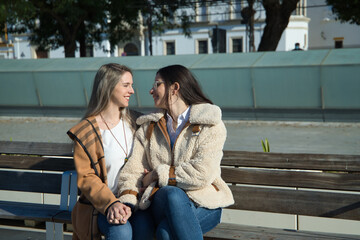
<box><xmin>156</xmin><ymin>64</ymin><xmax>212</xmax><ymax>110</ymax></box>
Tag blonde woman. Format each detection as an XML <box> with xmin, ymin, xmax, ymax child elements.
<box><xmin>67</xmin><ymin>63</ymin><xmax>150</xmax><ymax>240</ymax></box>
<box><xmin>118</xmin><ymin>64</ymin><xmax>234</xmax><ymax>240</ymax></box>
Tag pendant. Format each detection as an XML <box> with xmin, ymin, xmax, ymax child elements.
<box><xmin>125</xmin><ymin>157</ymin><xmax>128</xmax><ymax>162</ymax></box>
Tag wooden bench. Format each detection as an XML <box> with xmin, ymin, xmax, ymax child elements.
<box><xmin>204</xmin><ymin>151</ymin><xmax>360</xmax><ymax>239</ymax></box>
<box><xmin>1</xmin><ymin>141</ymin><xmax>360</xmax><ymax>239</ymax></box>
<box><xmin>0</xmin><ymin>141</ymin><xmax>76</xmax><ymax>240</ymax></box>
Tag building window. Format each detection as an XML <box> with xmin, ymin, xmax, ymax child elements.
<box><xmin>334</xmin><ymin>37</ymin><xmax>344</xmax><ymax>49</ymax></box>
<box><xmin>335</xmin><ymin>40</ymin><xmax>343</xmax><ymax>49</ymax></box>
<box><xmin>232</xmin><ymin>38</ymin><xmax>243</xmax><ymax>53</ymax></box>
<box><xmin>124</xmin><ymin>43</ymin><xmax>139</xmax><ymax>56</ymax></box>
<box><xmin>211</xmin><ymin>28</ymin><xmax>226</xmax><ymax>53</ymax></box>
<box><xmin>197</xmin><ymin>40</ymin><xmax>208</xmax><ymax>54</ymax></box>
<box><xmin>165</xmin><ymin>41</ymin><xmax>175</xmax><ymax>55</ymax></box>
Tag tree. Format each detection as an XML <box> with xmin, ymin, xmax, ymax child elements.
<box><xmin>258</xmin><ymin>0</ymin><xmax>300</xmax><ymax>51</ymax></box>
<box><xmin>326</xmin><ymin>0</ymin><xmax>360</xmax><ymax>25</ymax></box>
<box><xmin>140</xmin><ymin>0</ymin><xmax>199</xmax><ymax>56</ymax></box>
<box><xmin>1</xmin><ymin>0</ymin><xmax>141</xmax><ymax>57</ymax></box>
<box><xmin>1</xmin><ymin>0</ymin><xmax>200</xmax><ymax>57</ymax></box>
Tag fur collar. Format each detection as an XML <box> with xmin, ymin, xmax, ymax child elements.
<box><xmin>136</xmin><ymin>103</ymin><xmax>222</xmax><ymax>126</ymax></box>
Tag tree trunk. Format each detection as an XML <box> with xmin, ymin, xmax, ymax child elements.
<box><xmin>147</xmin><ymin>17</ymin><xmax>153</xmax><ymax>56</ymax></box>
<box><xmin>79</xmin><ymin>22</ymin><xmax>86</xmax><ymax>57</ymax></box>
<box><xmin>258</xmin><ymin>0</ymin><xmax>299</xmax><ymax>51</ymax></box>
<box><xmin>79</xmin><ymin>37</ymin><xmax>86</xmax><ymax>57</ymax></box>
<box><xmin>64</xmin><ymin>39</ymin><xmax>76</xmax><ymax>57</ymax></box>
<box><xmin>248</xmin><ymin>0</ymin><xmax>256</xmax><ymax>52</ymax></box>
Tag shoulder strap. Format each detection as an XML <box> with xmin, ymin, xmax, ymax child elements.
<box><xmin>68</xmin><ymin>130</ymin><xmax>101</xmax><ymax>178</ymax></box>
<box><xmin>146</xmin><ymin>121</ymin><xmax>156</xmax><ymax>140</ymax></box>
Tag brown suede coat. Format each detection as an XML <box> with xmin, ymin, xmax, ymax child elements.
<box><xmin>67</xmin><ymin>116</ymin><xmax>118</xmax><ymax>215</ymax></box>
<box><xmin>67</xmin><ymin>111</ymin><xmax>141</xmax><ymax>240</ymax></box>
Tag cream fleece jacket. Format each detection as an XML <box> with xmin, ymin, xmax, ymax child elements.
<box><xmin>118</xmin><ymin>103</ymin><xmax>234</xmax><ymax>209</ymax></box>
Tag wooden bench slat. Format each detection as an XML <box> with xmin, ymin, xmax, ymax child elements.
<box><xmin>0</xmin><ymin>141</ymin><xmax>73</xmax><ymax>156</ymax></box>
<box><xmin>0</xmin><ymin>155</ymin><xmax>74</xmax><ymax>171</ymax></box>
<box><xmin>222</xmin><ymin>151</ymin><xmax>360</xmax><ymax>172</ymax></box>
<box><xmin>52</xmin><ymin>211</ymin><xmax>72</xmax><ymax>224</ymax></box>
<box><xmin>222</xmin><ymin>167</ymin><xmax>360</xmax><ymax>191</ymax></box>
<box><xmin>230</xmin><ymin>185</ymin><xmax>360</xmax><ymax>221</ymax></box>
<box><xmin>0</xmin><ymin>201</ymin><xmax>63</xmax><ymax>222</ymax></box>
<box><xmin>204</xmin><ymin>223</ymin><xmax>359</xmax><ymax>240</ymax></box>
<box><xmin>0</xmin><ymin>170</ymin><xmax>62</xmax><ymax>194</ymax></box>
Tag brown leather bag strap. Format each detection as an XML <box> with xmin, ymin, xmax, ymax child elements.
<box><xmin>146</xmin><ymin>121</ymin><xmax>156</xmax><ymax>140</ymax></box>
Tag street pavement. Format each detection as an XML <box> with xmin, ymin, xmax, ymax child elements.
<box><xmin>1</xmin><ymin>116</ymin><xmax>359</xmax><ymax>155</ymax></box>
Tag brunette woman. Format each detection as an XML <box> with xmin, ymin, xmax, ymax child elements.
<box><xmin>118</xmin><ymin>64</ymin><xmax>234</xmax><ymax>240</ymax></box>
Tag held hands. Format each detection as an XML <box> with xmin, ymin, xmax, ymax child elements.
<box><xmin>106</xmin><ymin>202</ymin><xmax>131</xmax><ymax>225</ymax></box>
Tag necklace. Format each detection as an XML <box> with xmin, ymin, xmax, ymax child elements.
<box><xmin>100</xmin><ymin>114</ymin><xmax>129</xmax><ymax>162</ymax></box>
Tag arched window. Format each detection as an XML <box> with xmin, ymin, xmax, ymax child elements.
<box><xmin>123</xmin><ymin>43</ymin><xmax>139</xmax><ymax>56</ymax></box>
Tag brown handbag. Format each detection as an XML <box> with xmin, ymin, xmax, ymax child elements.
<box><xmin>71</xmin><ymin>199</ymin><xmax>101</xmax><ymax>240</ymax></box>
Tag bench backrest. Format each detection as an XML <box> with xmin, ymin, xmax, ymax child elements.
<box><xmin>221</xmin><ymin>151</ymin><xmax>360</xmax><ymax>221</ymax></box>
<box><xmin>0</xmin><ymin>141</ymin><xmax>74</xmax><ymax>195</ymax></box>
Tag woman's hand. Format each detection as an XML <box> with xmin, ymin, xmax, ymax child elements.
<box><xmin>142</xmin><ymin>169</ymin><xmax>158</xmax><ymax>189</ymax></box>
<box><xmin>106</xmin><ymin>202</ymin><xmax>131</xmax><ymax>225</ymax></box>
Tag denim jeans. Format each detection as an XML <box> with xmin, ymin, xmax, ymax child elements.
<box><xmin>98</xmin><ymin>207</ymin><xmax>154</xmax><ymax>240</ymax></box>
<box><xmin>150</xmin><ymin>186</ymin><xmax>222</xmax><ymax>240</ymax></box>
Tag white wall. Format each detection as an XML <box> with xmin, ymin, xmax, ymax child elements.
<box><xmin>277</xmin><ymin>16</ymin><xmax>310</xmax><ymax>51</ymax></box>
<box><xmin>307</xmin><ymin>0</ymin><xmax>360</xmax><ymax>49</ymax></box>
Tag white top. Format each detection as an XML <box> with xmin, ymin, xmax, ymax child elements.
<box><xmin>100</xmin><ymin>119</ymin><xmax>133</xmax><ymax>195</ymax></box>
<box><xmin>167</xmin><ymin>106</ymin><xmax>191</xmax><ymax>148</ymax></box>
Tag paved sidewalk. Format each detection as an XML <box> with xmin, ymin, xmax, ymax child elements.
<box><xmin>1</xmin><ymin>116</ymin><xmax>359</xmax><ymax>155</ymax></box>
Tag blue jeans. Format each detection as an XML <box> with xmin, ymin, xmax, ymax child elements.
<box><xmin>98</xmin><ymin>208</ymin><xmax>154</xmax><ymax>240</ymax></box>
<box><xmin>150</xmin><ymin>186</ymin><xmax>222</xmax><ymax>240</ymax></box>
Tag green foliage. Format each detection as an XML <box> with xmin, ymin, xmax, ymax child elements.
<box><xmin>1</xmin><ymin>0</ymin><xmax>142</xmax><ymax>56</ymax></box>
<box><xmin>141</xmin><ymin>0</ymin><xmax>196</xmax><ymax>37</ymax></box>
<box><xmin>261</xmin><ymin>138</ymin><xmax>270</xmax><ymax>152</ymax></box>
<box><xmin>1</xmin><ymin>0</ymin><xmax>203</xmax><ymax>57</ymax></box>
<box><xmin>326</xmin><ymin>0</ymin><xmax>360</xmax><ymax>25</ymax></box>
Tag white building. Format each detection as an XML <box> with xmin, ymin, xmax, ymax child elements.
<box><xmin>137</xmin><ymin>0</ymin><xmax>309</xmax><ymax>56</ymax></box>
<box><xmin>1</xmin><ymin>0</ymin><xmax>359</xmax><ymax>59</ymax></box>
<box><xmin>307</xmin><ymin>0</ymin><xmax>360</xmax><ymax>49</ymax></box>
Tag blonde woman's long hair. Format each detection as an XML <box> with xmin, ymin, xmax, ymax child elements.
<box><xmin>84</xmin><ymin>63</ymin><xmax>137</xmax><ymax>132</ymax></box>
